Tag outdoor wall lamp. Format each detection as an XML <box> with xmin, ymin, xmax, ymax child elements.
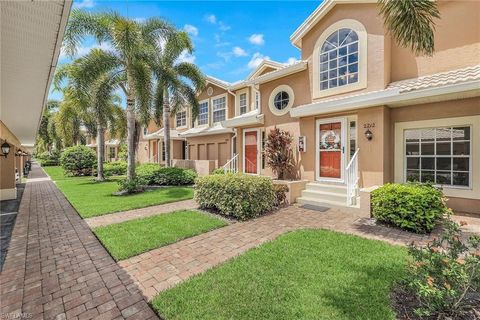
<box><xmin>364</xmin><ymin>129</ymin><xmax>373</xmax><ymax>141</ymax></box>
<box><xmin>1</xmin><ymin>141</ymin><xmax>11</xmax><ymax>158</ymax></box>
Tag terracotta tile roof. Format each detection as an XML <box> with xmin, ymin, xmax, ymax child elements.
<box><xmin>387</xmin><ymin>65</ymin><xmax>480</xmax><ymax>93</ymax></box>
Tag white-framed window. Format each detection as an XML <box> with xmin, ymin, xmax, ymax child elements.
<box><xmin>198</xmin><ymin>101</ymin><xmax>209</xmax><ymax>126</ymax></box>
<box><xmin>312</xmin><ymin>19</ymin><xmax>367</xmax><ymax>99</ymax></box>
<box><xmin>109</xmin><ymin>147</ymin><xmax>116</xmax><ymax>159</ymax></box>
<box><xmin>212</xmin><ymin>95</ymin><xmax>226</xmax><ymax>123</ymax></box>
<box><xmin>320</xmin><ymin>28</ymin><xmax>359</xmax><ymax>91</ymax></box>
<box><xmin>176</xmin><ymin>111</ymin><xmax>187</xmax><ymax>128</ymax></box>
<box><xmin>404</xmin><ymin>126</ymin><xmax>471</xmax><ymax>188</ymax></box>
<box><xmin>255</xmin><ymin>91</ymin><xmax>260</xmax><ymax>110</ymax></box>
<box><xmin>239</xmin><ymin>93</ymin><xmax>247</xmax><ymax>115</ymax></box>
<box><xmin>268</xmin><ymin>85</ymin><xmax>294</xmax><ymax>116</ymax></box>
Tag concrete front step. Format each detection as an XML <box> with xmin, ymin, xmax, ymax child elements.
<box><xmin>301</xmin><ymin>189</ymin><xmax>347</xmax><ymax>203</ymax></box>
<box><xmin>297</xmin><ymin>196</ymin><xmax>347</xmax><ymax>208</ymax></box>
<box><xmin>305</xmin><ymin>182</ymin><xmax>347</xmax><ymax>194</ymax></box>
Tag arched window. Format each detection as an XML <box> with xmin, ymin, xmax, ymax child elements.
<box><xmin>320</xmin><ymin>28</ymin><xmax>359</xmax><ymax>91</ymax></box>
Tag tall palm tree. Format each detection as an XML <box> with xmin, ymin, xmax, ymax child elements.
<box><xmin>379</xmin><ymin>0</ymin><xmax>440</xmax><ymax>56</ymax></box>
<box><xmin>63</xmin><ymin>9</ymin><xmax>173</xmax><ymax>179</ymax></box>
<box><xmin>54</xmin><ymin>50</ymin><xmax>126</xmax><ymax>181</ymax></box>
<box><xmin>149</xmin><ymin>31</ymin><xmax>205</xmax><ymax>166</ymax></box>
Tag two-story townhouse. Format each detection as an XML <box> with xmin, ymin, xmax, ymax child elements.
<box><xmin>86</xmin><ymin>131</ymin><xmax>122</xmax><ymax>162</ymax></box>
<box><xmin>209</xmin><ymin>0</ymin><xmax>479</xmax><ymax>215</ymax></box>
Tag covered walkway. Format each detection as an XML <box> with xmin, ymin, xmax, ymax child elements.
<box><xmin>0</xmin><ymin>164</ymin><xmax>158</xmax><ymax>320</ymax></box>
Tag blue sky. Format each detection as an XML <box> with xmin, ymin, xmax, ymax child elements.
<box><xmin>50</xmin><ymin>0</ymin><xmax>320</xmax><ymax>101</ymax></box>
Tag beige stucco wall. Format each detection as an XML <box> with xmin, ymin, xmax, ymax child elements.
<box><xmin>390</xmin><ymin>0</ymin><xmax>480</xmax><ymax>81</ymax></box>
<box><xmin>198</xmin><ymin>83</ymin><xmax>235</xmax><ymax>121</ymax></box>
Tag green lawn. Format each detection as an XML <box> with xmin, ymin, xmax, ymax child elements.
<box><xmin>43</xmin><ymin>166</ymin><xmax>194</xmax><ymax>218</ymax></box>
<box><xmin>94</xmin><ymin>210</ymin><xmax>227</xmax><ymax>260</ymax></box>
<box><xmin>152</xmin><ymin>230</ymin><xmax>407</xmax><ymax>320</ymax></box>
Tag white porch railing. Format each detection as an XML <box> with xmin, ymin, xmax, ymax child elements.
<box><xmin>223</xmin><ymin>154</ymin><xmax>238</xmax><ymax>173</ymax></box>
<box><xmin>345</xmin><ymin>148</ymin><xmax>359</xmax><ymax>206</ymax></box>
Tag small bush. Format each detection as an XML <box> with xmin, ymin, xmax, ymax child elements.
<box><xmin>117</xmin><ymin>177</ymin><xmax>145</xmax><ymax>194</ymax></box>
<box><xmin>212</xmin><ymin>168</ymin><xmax>226</xmax><ymax>175</ymax></box>
<box><xmin>37</xmin><ymin>151</ymin><xmax>60</xmax><ymax>166</ymax></box>
<box><xmin>401</xmin><ymin>219</ymin><xmax>480</xmax><ymax>318</ymax></box>
<box><xmin>39</xmin><ymin>159</ymin><xmax>59</xmax><ymax>166</ymax></box>
<box><xmin>60</xmin><ymin>145</ymin><xmax>97</xmax><ymax>176</ymax></box>
<box><xmin>371</xmin><ymin>183</ymin><xmax>449</xmax><ymax>233</ymax></box>
<box><xmin>104</xmin><ymin>161</ymin><xmax>127</xmax><ymax>176</ymax></box>
<box><xmin>195</xmin><ymin>173</ymin><xmax>275</xmax><ymax>220</ymax></box>
<box><xmin>273</xmin><ymin>184</ymin><xmax>289</xmax><ymax>207</ymax></box>
<box><xmin>136</xmin><ymin>164</ymin><xmax>197</xmax><ymax>186</ymax></box>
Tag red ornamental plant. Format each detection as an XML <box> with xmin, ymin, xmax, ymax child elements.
<box><xmin>264</xmin><ymin>127</ymin><xmax>295</xmax><ymax>180</ymax></box>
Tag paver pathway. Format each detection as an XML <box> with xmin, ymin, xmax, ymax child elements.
<box><xmin>85</xmin><ymin>199</ymin><xmax>197</xmax><ymax>228</ymax></box>
<box><xmin>120</xmin><ymin>204</ymin><xmax>479</xmax><ymax>300</ymax></box>
<box><xmin>0</xmin><ymin>163</ymin><xmax>158</xmax><ymax>320</ymax></box>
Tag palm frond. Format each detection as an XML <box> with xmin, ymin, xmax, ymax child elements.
<box><xmin>130</xmin><ymin>60</ymin><xmax>152</xmax><ymax>126</ymax></box>
<box><xmin>379</xmin><ymin>0</ymin><xmax>440</xmax><ymax>56</ymax></box>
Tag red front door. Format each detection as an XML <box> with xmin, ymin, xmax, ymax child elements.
<box><xmin>319</xmin><ymin>122</ymin><xmax>342</xmax><ymax>179</ymax></box>
<box><xmin>152</xmin><ymin>141</ymin><xmax>158</xmax><ymax>162</ymax></box>
<box><xmin>244</xmin><ymin>131</ymin><xmax>258</xmax><ymax>174</ymax></box>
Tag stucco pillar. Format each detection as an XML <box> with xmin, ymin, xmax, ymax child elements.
<box><xmin>0</xmin><ymin>147</ymin><xmax>17</xmax><ymax>200</ymax></box>
<box><xmin>357</xmin><ymin>105</ymin><xmax>391</xmax><ymax>188</ymax></box>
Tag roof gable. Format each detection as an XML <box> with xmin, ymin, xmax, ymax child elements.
<box><xmin>246</xmin><ymin>60</ymin><xmax>284</xmax><ymax>80</ymax></box>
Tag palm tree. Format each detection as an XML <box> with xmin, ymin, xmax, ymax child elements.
<box><xmin>54</xmin><ymin>50</ymin><xmax>126</xmax><ymax>181</ymax></box>
<box><xmin>379</xmin><ymin>0</ymin><xmax>440</xmax><ymax>56</ymax></box>
<box><xmin>37</xmin><ymin>100</ymin><xmax>61</xmax><ymax>153</ymax></box>
<box><xmin>149</xmin><ymin>31</ymin><xmax>205</xmax><ymax>166</ymax></box>
<box><xmin>63</xmin><ymin>9</ymin><xmax>173</xmax><ymax>179</ymax></box>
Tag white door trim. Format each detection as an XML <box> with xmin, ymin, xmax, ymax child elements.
<box><xmin>243</xmin><ymin>128</ymin><xmax>261</xmax><ymax>175</ymax></box>
<box><xmin>316</xmin><ymin>117</ymin><xmax>347</xmax><ymax>183</ymax></box>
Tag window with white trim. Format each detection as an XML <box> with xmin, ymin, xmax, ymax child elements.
<box><xmin>176</xmin><ymin>111</ymin><xmax>186</xmax><ymax>127</ymax></box>
<box><xmin>198</xmin><ymin>101</ymin><xmax>209</xmax><ymax>126</ymax></box>
<box><xmin>239</xmin><ymin>93</ymin><xmax>247</xmax><ymax>115</ymax></box>
<box><xmin>405</xmin><ymin>126</ymin><xmax>471</xmax><ymax>187</ymax></box>
<box><xmin>212</xmin><ymin>96</ymin><xmax>226</xmax><ymax>123</ymax></box>
<box><xmin>320</xmin><ymin>28</ymin><xmax>359</xmax><ymax>91</ymax></box>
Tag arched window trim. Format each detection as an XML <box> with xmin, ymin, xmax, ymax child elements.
<box><xmin>312</xmin><ymin>19</ymin><xmax>367</xmax><ymax>99</ymax></box>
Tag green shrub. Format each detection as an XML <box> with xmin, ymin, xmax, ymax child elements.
<box><xmin>39</xmin><ymin>159</ymin><xmax>59</xmax><ymax>166</ymax></box>
<box><xmin>212</xmin><ymin>168</ymin><xmax>226</xmax><ymax>175</ymax></box>
<box><xmin>402</xmin><ymin>219</ymin><xmax>480</xmax><ymax>318</ymax></box>
<box><xmin>371</xmin><ymin>183</ymin><xmax>449</xmax><ymax>233</ymax></box>
<box><xmin>194</xmin><ymin>173</ymin><xmax>275</xmax><ymax>220</ymax></box>
<box><xmin>117</xmin><ymin>177</ymin><xmax>145</xmax><ymax>194</ymax></box>
<box><xmin>136</xmin><ymin>164</ymin><xmax>197</xmax><ymax>186</ymax></box>
<box><xmin>104</xmin><ymin>161</ymin><xmax>127</xmax><ymax>176</ymax></box>
<box><xmin>273</xmin><ymin>184</ymin><xmax>289</xmax><ymax>207</ymax></box>
<box><xmin>60</xmin><ymin>145</ymin><xmax>97</xmax><ymax>176</ymax></box>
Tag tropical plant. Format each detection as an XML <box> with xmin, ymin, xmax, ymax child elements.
<box><xmin>264</xmin><ymin>128</ymin><xmax>295</xmax><ymax>180</ymax></box>
<box><xmin>54</xmin><ymin>50</ymin><xmax>126</xmax><ymax>181</ymax></box>
<box><xmin>60</xmin><ymin>145</ymin><xmax>97</xmax><ymax>176</ymax></box>
<box><xmin>54</xmin><ymin>96</ymin><xmax>83</xmax><ymax>148</ymax></box>
<box><xmin>36</xmin><ymin>100</ymin><xmax>62</xmax><ymax>154</ymax></box>
<box><xmin>63</xmin><ymin>9</ymin><xmax>174</xmax><ymax>180</ymax></box>
<box><xmin>402</xmin><ymin>219</ymin><xmax>480</xmax><ymax>318</ymax></box>
<box><xmin>379</xmin><ymin>0</ymin><xmax>440</xmax><ymax>56</ymax></box>
<box><xmin>148</xmin><ymin>31</ymin><xmax>205</xmax><ymax>166</ymax></box>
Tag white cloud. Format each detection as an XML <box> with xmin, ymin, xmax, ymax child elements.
<box><xmin>248</xmin><ymin>34</ymin><xmax>265</xmax><ymax>46</ymax></box>
<box><xmin>177</xmin><ymin>50</ymin><xmax>196</xmax><ymax>64</ymax></box>
<box><xmin>248</xmin><ymin>52</ymin><xmax>270</xmax><ymax>69</ymax></box>
<box><xmin>232</xmin><ymin>46</ymin><xmax>248</xmax><ymax>57</ymax></box>
<box><xmin>205</xmin><ymin>14</ymin><xmax>217</xmax><ymax>24</ymax></box>
<box><xmin>59</xmin><ymin>42</ymin><xmax>113</xmax><ymax>61</ymax></box>
<box><xmin>184</xmin><ymin>24</ymin><xmax>199</xmax><ymax>37</ymax></box>
<box><xmin>133</xmin><ymin>17</ymin><xmax>146</xmax><ymax>23</ymax></box>
<box><xmin>218</xmin><ymin>22</ymin><xmax>231</xmax><ymax>31</ymax></box>
<box><xmin>285</xmin><ymin>57</ymin><xmax>299</xmax><ymax>65</ymax></box>
<box><xmin>73</xmin><ymin>0</ymin><xmax>95</xmax><ymax>9</ymax></box>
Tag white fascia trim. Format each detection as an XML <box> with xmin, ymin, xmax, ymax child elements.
<box><xmin>206</xmin><ymin>76</ymin><xmax>231</xmax><ymax>89</ymax></box>
<box><xmin>229</xmin><ymin>81</ymin><xmax>248</xmax><ymax>91</ymax></box>
<box><xmin>289</xmin><ymin>0</ymin><xmax>376</xmax><ymax>49</ymax></box>
<box><xmin>246</xmin><ymin>60</ymin><xmax>284</xmax><ymax>80</ymax></box>
<box><xmin>290</xmin><ymin>80</ymin><xmax>480</xmax><ymax>118</ymax></box>
<box><xmin>252</xmin><ymin>61</ymin><xmax>308</xmax><ymax>84</ymax></box>
<box><xmin>222</xmin><ymin>113</ymin><xmax>265</xmax><ymax>128</ymax></box>
<box><xmin>180</xmin><ymin>128</ymin><xmax>234</xmax><ymax>138</ymax></box>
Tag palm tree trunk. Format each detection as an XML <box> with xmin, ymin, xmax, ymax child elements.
<box><xmin>126</xmin><ymin>71</ymin><xmax>136</xmax><ymax>180</ymax></box>
<box><xmin>163</xmin><ymin>90</ymin><xmax>171</xmax><ymax>167</ymax></box>
<box><xmin>96</xmin><ymin>124</ymin><xmax>105</xmax><ymax>181</ymax></box>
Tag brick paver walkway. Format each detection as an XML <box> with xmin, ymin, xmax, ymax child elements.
<box><xmin>120</xmin><ymin>204</ymin><xmax>480</xmax><ymax>300</ymax></box>
<box><xmin>0</xmin><ymin>164</ymin><xmax>158</xmax><ymax>320</ymax></box>
<box><xmin>85</xmin><ymin>200</ymin><xmax>197</xmax><ymax>228</ymax></box>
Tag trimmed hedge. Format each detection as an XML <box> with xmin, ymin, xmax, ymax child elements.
<box><xmin>371</xmin><ymin>183</ymin><xmax>449</xmax><ymax>233</ymax></box>
<box><xmin>60</xmin><ymin>145</ymin><xmax>97</xmax><ymax>176</ymax></box>
<box><xmin>104</xmin><ymin>161</ymin><xmax>127</xmax><ymax>176</ymax></box>
<box><xmin>195</xmin><ymin>173</ymin><xmax>275</xmax><ymax>220</ymax></box>
<box><xmin>37</xmin><ymin>151</ymin><xmax>60</xmax><ymax>166</ymax></box>
<box><xmin>136</xmin><ymin>164</ymin><xmax>197</xmax><ymax>186</ymax></box>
